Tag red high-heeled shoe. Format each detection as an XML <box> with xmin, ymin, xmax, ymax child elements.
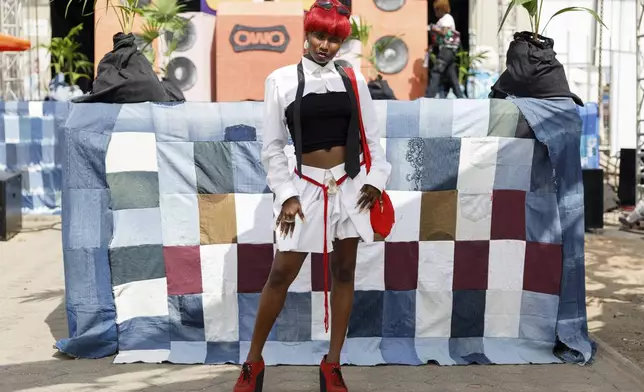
<box><xmin>319</xmin><ymin>355</ymin><xmax>348</xmax><ymax>392</ymax></box>
<box><xmin>233</xmin><ymin>358</ymin><xmax>265</xmax><ymax>392</ymax></box>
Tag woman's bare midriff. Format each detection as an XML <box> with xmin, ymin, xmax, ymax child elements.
<box><xmin>301</xmin><ymin>146</ymin><xmax>348</xmax><ymax>169</ymax></box>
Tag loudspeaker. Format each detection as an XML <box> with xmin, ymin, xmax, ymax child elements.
<box><xmin>352</xmin><ymin>0</ymin><xmax>428</xmax><ymax>99</ymax></box>
<box><xmin>0</xmin><ymin>172</ymin><xmax>22</xmax><ymax>241</ymax></box>
<box><xmin>583</xmin><ymin>169</ymin><xmax>604</xmax><ymax>230</ymax></box>
<box><xmin>215</xmin><ymin>1</ymin><xmax>304</xmax><ymax>101</ymax></box>
<box><xmin>618</xmin><ymin>148</ymin><xmax>636</xmax><ymax>206</ymax></box>
<box><xmin>163</xmin><ymin>12</ymin><xmax>216</xmax><ymax>102</ymax></box>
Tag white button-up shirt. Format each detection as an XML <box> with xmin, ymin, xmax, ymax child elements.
<box><xmin>261</xmin><ymin>56</ymin><xmax>392</xmax><ymax>206</ymax></box>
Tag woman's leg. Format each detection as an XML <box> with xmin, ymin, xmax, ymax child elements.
<box><xmin>446</xmin><ymin>61</ymin><xmax>464</xmax><ymax>98</ymax></box>
<box><xmin>246</xmin><ymin>250</ymin><xmax>308</xmax><ymax>362</ymax></box>
<box><xmin>326</xmin><ymin>237</ymin><xmax>360</xmax><ymax>363</ymax></box>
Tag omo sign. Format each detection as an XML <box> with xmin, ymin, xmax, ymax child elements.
<box><xmin>230</xmin><ymin>24</ymin><xmax>290</xmax><ymax>53</ymax></box>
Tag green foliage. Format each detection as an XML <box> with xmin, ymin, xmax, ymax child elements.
<box><xmin>64</xmin><ymin>0</ymin><xmax>189</xmax><ymax>75</ymax></box>
<box><xmin>498</xmin><ymin>0</ymin><xmax>607</xmax><ymax>39</ymax></box>
<box><xmin>347</xmin><ymin>16</ymin><xmax>401</xmax><ymax>79</ymax></box>
<box><xmin>348</xmin><ymin>17</ymin><xmax>371</xmax><ymax>47</ymax></box>
<box><xmin>40</xmin><ymin>23</ymin><xmax>93</xmax><ymax>85</ymax></box>
<box><xmin>138</xmin><ymin>0</ymin><xmax>190</xmax><ymax>75</ymax></box>
<box><xmin>456</xmin><ymin>49</ymin><xmax>488</xmax><ymax>85</ymax></box>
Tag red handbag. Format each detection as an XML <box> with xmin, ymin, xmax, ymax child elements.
<box><xmin>344</xmin><ymin>67</ymin><xmax>395</xmax><ymax>238</ymax></box>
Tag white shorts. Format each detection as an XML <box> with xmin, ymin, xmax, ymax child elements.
<box><xmin>274</xmin><ymin>160</ymin><xmax>374</xmax><ymax>254</ymax></box>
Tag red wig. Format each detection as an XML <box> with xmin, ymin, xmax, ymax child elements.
<box><xmin>304</xmin><ymin>0</ymin><xmax>351</xmax><ymax>40</ymax></box>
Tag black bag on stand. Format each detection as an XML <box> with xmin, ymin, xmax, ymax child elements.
<box><xmin>368</xmin><ymin>75</ymin><xmax>397</xmax><ymax>100</ymax></box>
<box><xmin>490</xmin><ymin>31</ymin><xmax>583</xmax><ymax>106</ymax></box>
<box><xmin>74</xmin><ymin>33</ymin><xmax>184</xmax><ymax>104</ymax></box>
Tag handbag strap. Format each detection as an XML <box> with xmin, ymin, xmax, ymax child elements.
<box><xmin>340</xmin><ymin>67</ymin><xmax>372</xmax><ymax>173</ymax></box>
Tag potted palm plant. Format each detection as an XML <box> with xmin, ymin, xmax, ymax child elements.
<box><xmin>66</xmin><ymin>0</ymin><xmax>182</xmax><ymax>103</ymax></box>
<box><xmin>41</xmin><ymin>23</ymin><xmax>93</xmax><ymax>101</ymax></box>
<box><xmin>492</xmin><ymin>0</ymin><xmax>606</xmax><ymax>104</ymax></box>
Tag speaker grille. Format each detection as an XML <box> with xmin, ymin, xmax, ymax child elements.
<box><xmin>166</xmin><ymin>56</ymin><xmax>197</xmax><ymax>91</ymax></box>
<box><xmin>373</xmin><ymin>0</ymin><xmax>405</xmax><ymax>12</ymax></box>
<box><xmin>374</xmin><ymin>36</ymin><xmax>408</xmax><ymax>74</ymax></box>
<box><xmin>165</xmin><ymin>16</ymin><xmax>197</xmax><ymax>52</ymax></box>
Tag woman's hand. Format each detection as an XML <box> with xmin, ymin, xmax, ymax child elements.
<box><xmin>357</xmin><ymin>184</ymin><xmax>382</xmax><ymax>213</ymax></box>
<box><xmin>276</xmin><ymin>196</ymin><xmax>305</xmax><ymax>238</ymax></box>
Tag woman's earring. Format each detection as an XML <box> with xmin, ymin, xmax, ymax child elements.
<box><xmin>304</xmin><ymin>40</ymin><xmax>310</xmax><ymax>50</ymax></box>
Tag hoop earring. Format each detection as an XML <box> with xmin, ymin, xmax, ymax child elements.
<box><xmin>304</xmin><ymin>40</ymin><xmax>310</xmax><ymax>50</ymax></box>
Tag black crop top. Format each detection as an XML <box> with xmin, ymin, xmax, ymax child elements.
<box><xmin>284</xmin><ymin>92</ymin><xmax>352</xmax><ymax>154</ymax></box>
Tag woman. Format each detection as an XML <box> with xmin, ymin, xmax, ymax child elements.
<box><xmin>233</xmin><ymin>1</ymin><xmax>391</xmax><ymax>391</ymax></box>
<box><xmin>424</xmin><ymin>0</ymin><xmax>464</xmax><ymax>99</ymax></box>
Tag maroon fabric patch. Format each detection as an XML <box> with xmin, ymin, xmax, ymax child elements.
<box><xmin>384</xmin><ymin>242</ymin><xmax>419</xmax><ymax>291</ymax></box>
<box><xmin>523</xmin><ymin>242</ymin><xmax>563</xmax><ymax>295</ymax></box>
<box><xmin>164</xmin><ymin>246</ymin><xmax>203</xmax><ymax>295</ymax></box>
<box><xmin>491</xmin><ymin>190</ymin><xmax>526</xmax><ymax>240</ymax></box>
<box><xmin>237</xmin><ymin>244</ymin><xmax>274</xmax><ymax>293</ymax></box>
<box><xmin>311</xmin><ymin>253</ymin><xmax>332</xmax><ymax>292</ymax></box>
<box><xmin>453</xmin><ymin>241</ymin><xmax>489</xmax><ymax>290</ymax></box>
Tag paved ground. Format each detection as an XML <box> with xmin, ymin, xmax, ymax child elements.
<box><xmin>1</xmin><ymin>216</ymin><xmax>644</xmax><ymax>392</ymax></box>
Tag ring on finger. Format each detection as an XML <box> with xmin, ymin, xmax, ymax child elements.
<box><xmin>283</xmin><ymin>217</ymin><xmax>295</xmax><ymax>223</ymax></box>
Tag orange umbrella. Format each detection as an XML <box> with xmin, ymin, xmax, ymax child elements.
<box><xmin>0</xmin><ymin>33</ymin><xmax>30</xmax><ymax>52</ymax></box>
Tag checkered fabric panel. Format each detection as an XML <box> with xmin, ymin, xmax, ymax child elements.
<box><xmin>0</xmin><ymin>101</ymin><xmax>68</xmax><ymax>214</ymax></box>
<box><xmin>105</xmin><ymin>99</ymin><xmax>565</xmax><ymax>365</ymax></box>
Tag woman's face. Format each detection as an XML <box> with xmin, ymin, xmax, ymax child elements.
<box><xmin>307</xmin><ymin>31</ymin><xmax>343</xmax><ymax>63</ymax></box>
<box><xmin>434</xmin><ymin>6</ymin><xmax>445</xmax><ymax>18</ymax></box>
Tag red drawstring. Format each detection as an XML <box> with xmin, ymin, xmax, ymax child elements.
<box><xmin>293</xmin><ymin>160</ymin><xmax>363</xmax><ymax>333</ymax></box>
<box><xmin>322</xmin><ymin>187</ymin><xmax>330</xmax><ymax>332</ymax></box>
<box><xmin>294</xmin><ymin>170</ymin><xmax>348</xmax><ymax>333</ymax></box>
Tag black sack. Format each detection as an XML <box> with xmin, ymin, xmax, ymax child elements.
<box><xmin>368</xmin><ymin>75</ymin><xmax>397</xmax><ymax>100</ymax></box>
<box><xmin>74</xmin><ymin>33</ymin><xmax>183</xmax><ymax>104</ymax></box>
<box><xmin>490</xmin><ymin>32</ymin><xmax>583</xmax><ymax>106</ymax></box>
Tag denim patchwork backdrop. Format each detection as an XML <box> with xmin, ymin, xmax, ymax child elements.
<box><xmin>57</xmin><ymin>99</ymin><xmax>594</xmax><ymax>366</ymax></box>
<box><xmin>0</xmin><ymin>101</ymin><xmax>69</xmax><ymax>214</ymax></box>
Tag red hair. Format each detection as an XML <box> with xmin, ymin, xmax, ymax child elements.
<box><xmin>304</xmin><ymin>1</ymin><xmax>351</xmax><ymax>40</ymax></box>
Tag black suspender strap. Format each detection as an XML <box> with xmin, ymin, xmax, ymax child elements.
<box><xmin>335</xmin><ymin>64</ymin><xmax>361</xmax><ymax>179</ymax></box>
<box><xmin>294</xmin><ymin>61</ymin><xmax>305</xmax><ymax>177</ymax></box>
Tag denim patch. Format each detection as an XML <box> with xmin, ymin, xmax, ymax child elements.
<box><xmin>348</xmin><ymin>291</ymin><xmax>384</xmax><ymax>338</ymax></box>
<box><xmin>382</xmin><ymin>290</ymin><xmax>416</xmax><ymax>338</ymax></box>
<box><xmin>168</xmin><ymin>294</ymin><xmax>206</xmax><ymax>341</ymax></box>
<box><xmin>231</xmin><ymin>141</ymin><xmax>269</xmax><ymax>193</ymax></box>
<box><xmin>386</xmin><ymin>100</ymin><xmax>420</xmax><ymax>138</ymax></box>
<box><xmin>525</xmin><ymin>192</ymin><xmax>562</xmax><ymax>244</ymax></box>
<box><xmin>206</xmin><ymin>341</ymin><xmax>240</xmax><ymax>364</ymax></box>
<box><xmin>118</xmin><ymin>316</ymin><xmax>171</xmax><ymax>351</ymax></box>
<box><xmin>380</xmin><ymin>338</ymin><xmax>422</xmax><ymax>364</ymax></box>
<box><xmin>419</xmin><ymin>98</ymin><xmax>453</xmax><ymax>138</ymax></box>
<box><xmin>194</xmin><ymin>141</ymin><xmax>234</xmax><ymax>194</ymax></box>
<box><xmin>107</xmin><ymin>171</ymin><xmax>160</xmax><ymax>210</ymax></box>
<box><xmin>109</xmin><ymin>245</ymin><xmax>166</xmax><ymax>286</ymax></box>
<box><xmin>451</xmin><ymin>290</ymin><xmax>486</xmax><ymax>338</ymax></box>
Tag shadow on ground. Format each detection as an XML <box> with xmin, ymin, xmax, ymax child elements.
<box><xmin>584</xmin><ymin>228</ymin><xmax>644</xmax><ymax>368</ymax></box>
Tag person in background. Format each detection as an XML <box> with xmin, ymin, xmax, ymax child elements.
<box><xmin>424</xmin><ymin>0</ymin><xmax>464</xmax><ymax>99</ymax></box>
<box><xmin>619</xmin><ymin>199</ymin><xmax>644</xmax><ymax>229</ymax></box>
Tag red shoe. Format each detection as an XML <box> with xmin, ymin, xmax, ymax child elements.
<box><xmin>233</xmin><ymin>359</ymin><xmax>265</xmax><ymax>392</ymax></box>
<box><xmin>319</xmin><ymin>355</ymin><xmax>348</xmax><ymax>392</ymax></box>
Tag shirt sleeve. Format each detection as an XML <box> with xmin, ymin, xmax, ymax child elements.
<box><xmin>261</xmin><ymin>76</ymin><xmax>299</xmax><ymax>206</ymax></box>
<box><xmin>355</xmin><ymin>72</ymin><xmax>392</xmax><ymax>193</ymax></box>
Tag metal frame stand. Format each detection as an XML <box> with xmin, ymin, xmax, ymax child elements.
<box><xmin>0</xmin><ymin>0</ymin><xmax>24</xmax><ymax>101</ymax></box>
<box><xmin>637</xmin><ymin>0</ymin><xmax>644</xmax><ymax>200</ymax></box>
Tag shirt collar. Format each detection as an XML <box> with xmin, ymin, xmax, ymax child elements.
<box><xmin>301</xmin><ymin>56</ymin><xmax>338</xmax><ymax>75</ymax></box>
